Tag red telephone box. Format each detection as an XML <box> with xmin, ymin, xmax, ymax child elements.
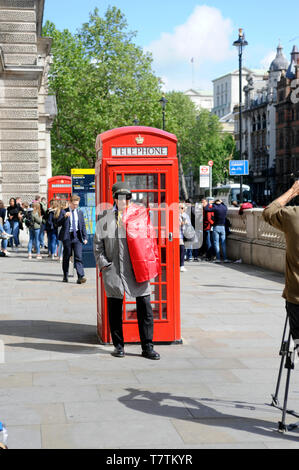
<box><xmin>95</xmin><ymin>126</ymin><xmax>181</xmax><ymax>344</ymax></box>
<box><xmin>47</xmin><ymin>176</ymin><xmax>72</xmax><ymax>207</ymax></box>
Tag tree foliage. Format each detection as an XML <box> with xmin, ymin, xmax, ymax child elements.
<box><xmin>43</xmin><ymin>7</ymin><xmax>162</xmax><ymax>174</ymax></box>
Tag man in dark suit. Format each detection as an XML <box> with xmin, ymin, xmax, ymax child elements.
<box><xmin>57</xmin><ymin>194</ymin><xmax>88</xmax><ymax>284</ymax></box>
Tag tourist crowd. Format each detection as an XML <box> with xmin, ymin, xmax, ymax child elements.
<box><xmin>0</xmin><ymin>195</ymin><xmax>68</xmax><ymax>259</ymax></box>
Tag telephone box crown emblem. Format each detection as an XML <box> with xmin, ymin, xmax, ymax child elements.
<box><xmin>136</xmin><ymin>135</ymin><xmax>144</xmax><ymax>145</ymax></box>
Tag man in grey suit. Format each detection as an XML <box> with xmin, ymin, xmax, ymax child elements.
<box><xmin>93</xmin><ymin>182</ymin><xmax>160</xmax><ymax>360</ymax></box>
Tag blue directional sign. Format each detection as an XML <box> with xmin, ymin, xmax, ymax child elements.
<box><xmin>229</xmin><ymin>160</ymin><xmax>249</xmax><ymax>176</ymax></box>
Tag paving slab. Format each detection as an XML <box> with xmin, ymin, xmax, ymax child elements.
<box><xmin>1</xmin><ymin>249</ymin><xmax>299</xmax><ymax>449</ymax></box>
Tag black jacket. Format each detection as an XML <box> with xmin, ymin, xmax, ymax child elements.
<box><xmin>57</xmin><ymin>209</ymin><xmax>87</xmax><ymax>243</ymax></box>
<box><xmin>204</xmin><ymin>203</ymin><xmax>227</xmax><ymax>226</ymax></box>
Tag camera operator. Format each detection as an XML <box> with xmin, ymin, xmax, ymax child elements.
<box><xmin>263</xmin><ymin>181</ymin><xmax>299</xmax><ymax>342</ymax></box>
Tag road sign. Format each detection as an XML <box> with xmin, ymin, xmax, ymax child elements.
<box><xmin>208</xmin><ymin>160</ymin><xmax>214</xmax><ymax>167</ymax></box>
<box><xmin>229</xmin><ymin>160</ymin><xmax>249</xmax><ymax>176</ymax></box>
<box><xmin>200</xmin><ymin>166</ymin><xmax>210</xmax><ymax>188</ymax></box>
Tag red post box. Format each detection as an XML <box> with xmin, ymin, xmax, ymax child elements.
<box><xmin>47</xmin><ymin>176</ymin><xmax>72</xmax><ymax>207</ymax></box>
<box><xmin>95</xmin><ymin>126</ymin><xmax>181</xmax><ymax>344</ymax></box>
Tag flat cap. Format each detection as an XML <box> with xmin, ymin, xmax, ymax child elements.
<box><xmin>112</xmin><ymin>182</ymin><xmax>132</xmax><ymax>199</ymax></box>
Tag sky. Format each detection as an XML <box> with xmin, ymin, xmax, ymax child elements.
<box><xmin>43</xmin><ymin>0</ymin><xmax>299</xmax><ymax>93</ymax></box>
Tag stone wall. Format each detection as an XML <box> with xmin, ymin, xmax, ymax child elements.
<box><xmin>226</xmin><ymin>208</ymin><xmax>286</xmax><ymax>274</ymax></box>
<box><xmin>0</xmin><ymin>0</ymin><xmax>55</xmax><ymax>204</ymax></box>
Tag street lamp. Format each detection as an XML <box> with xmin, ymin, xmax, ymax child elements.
<box><xmin>159</xmin><ymin>95</ymin><xmax>168</xmax><ymax>131</ymax></box>
<box><xmin>233</xmin><ymin>28</ymin><xmax>248</xmax><ymax>204</ymax></box>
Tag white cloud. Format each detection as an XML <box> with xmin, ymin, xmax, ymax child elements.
<box><xmin>260</xmin><ymin>50</ymin><xmax>276</xmax><ymax>70</ymax></box>
<box><xmin>145</xmin><ymin>5</ymin><xmax>234</xmax><ymax>67</ymax></box>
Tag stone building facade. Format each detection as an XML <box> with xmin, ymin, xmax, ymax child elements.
<box><xmin>0</xmin><ymin>0</ymin><xmax>55</xmax><ymax>204</ymax></box>
<box><xmin>276</xmin><ymin>47</ymin><xmax>299</xmax><ymax>195</ymax></box>
<box><xmin>235</xmin><ymin>44</ymin><xmax>298</xmax><ymax>204</ymax></box>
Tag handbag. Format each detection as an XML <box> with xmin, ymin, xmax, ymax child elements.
<box><xmin>182</xmin><ymin>223</ymin><xmax>196</xmax><ymax>241</ymax></box>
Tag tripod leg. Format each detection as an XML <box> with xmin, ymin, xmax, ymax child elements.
<box><xmin>272</xmin><ymin>315</ymin><xmax>289</xmax><ymax>407</ymax></box>
<box><xmin>278</xmin><ymin>364</ymin><xmax>292</xmax><ymax>433</ymax></box>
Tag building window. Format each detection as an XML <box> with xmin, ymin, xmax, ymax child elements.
<box><xmin>279</xmin><ymin>132</ymin><xmax>284</xmax><ymax>149</ymax></box>
<box><xmin>262</xmin><ymin>113</ymin><xmax>267</xmax><ymax>130</ymax></box>
<box><xmin>252</xmin><ymin>117</ymin><xmax>256</xmax><ymax>132</ymax></box>
<box><xmin>278</xmin><ymin>111</ymin><xmax>284</xmax><ymax>124</ymax></box>
<box><xmin>257</xmin><ymin>115</ymin><xmax>261</xmax><ymax>130</ymax></box>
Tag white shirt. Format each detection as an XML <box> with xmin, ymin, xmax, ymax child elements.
<box><xmin>70</xmin><ymin>208</ymin><xmax>79</xmax><ymax>232</ymax></box>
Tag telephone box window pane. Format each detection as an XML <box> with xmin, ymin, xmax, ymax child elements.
<box><xmin>151</xmin><ymin>285</ymin><xmax>160</xmax><ymax>302</ymax></box>
<box><xmin>124</xmin><ymin>174</ymin><xmax>158</xmax><ymax>190</ymax></box>
<box><xmin>125</xmin><ymin>303</ymin><xmax>137</xmax><ymax>321</ymax></box>
<box><xmin>149</xmin><ymin>209</ymin><xmax>159</xmax><ymax>227</ymax></box>
<box><xmin>152</xmin><ymin>306</ymin><xmax>160</xmax><ymax>320</ymax></box>
<box><xmin>160</xmin><ymin>192</ymin><xmax>166</xmax><ymax>204</ymax></box>
<box><xmin>161</xmin><ymin>266</ymin><xmax>167</xmax><ymax>282</ymax></box>
<box><xmin>160</xmin><ymin>210</ymin><xmax>166</xmax><ymax>227</ymax></box>
<box><xmin>162</xmin><ymin>303</ymin><xmax>167</xmax><ymax>319</ymax></box>
<box><xmin>131</xmin><ymin>193</ymin><xmax>147</xmax><ymax>206</ymax></box>
<box><xmin>162</xmin><ymin>284</ymin><xmax>167</xmax><ymax>301</ymax></box>
<box><xmin>53</xmin><ymin>193</ymin><xmax>69</xmax><ymax>200</ymax></box>
<box><xmin>147</xmin><ymin>192</ymin><xmax>158</xmax><ymax>205</ymax></box>
<box><xmin>161</xmin><ymin>247</ymin><xmax>166</xmax><ymax>264</ymax></box>
<box><xmin>160</xmin><ymin>174</ymin><xmax>166</xmax><ymax>189</ymax></box>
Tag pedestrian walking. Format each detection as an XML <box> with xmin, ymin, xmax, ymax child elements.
<box><xmin>179</xmin><ymin>203</ymin><xmax>191</xmax><ymax>272</ymax></box>
<box><xmin>263</xmin><ymin>181</ymin><xmax>299</xmax><ymax>343</ymax></box>
<box><xmin>201</xmin><ymin>198</ymin><xmax>215</xmax><ymax>261</ymax></box>
<box><xmin>27</xmin><ymin>203</ymin><xmax>43</xmax><ymax>260</ymax></box>
<box><xmin>0</xmin><ymin>200</ymin><xmax>13</xmax><ymax>256</ymax></box>
<box><xmin>204</xmin><ymin>199</ymin><xmax>229</xmax><ymax>263</ymax></box>
<box><xmin>46</xmin><ymin>200</ymin><xmax>59</xmax><ymax>259</ymax></box>
<box><xmin>57</xmin><ymin>200</ymin><xmax>68</xmax><ymax>262</ymax></box>
<box><xmin>39</xmin><ymin>197</ymin><xmax>47</xmax><ymax>251</ymax></box>
<box><xmin>57</xmin><ymin>195</ymin><xmax>88</xmax><ymax>284</ymax></box>
<box><xmin>93</xmin><ymin>181</ymin><xmax>160</xmax><ymax>360</ymax></box>
<box><xmin>7</xmin><ymin>198</ymin><xmax>20</xmax><ymax>251</ymax></box>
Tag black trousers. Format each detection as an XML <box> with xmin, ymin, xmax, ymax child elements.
<box><xmin>286</xmin><ymin>301</ymin><xmax>299</xmax><ymax>341</ymax></box>
<box><xmin>107</xmin><ymin>295</ymin><xmax>154</xmax><ymax>350</ymax></box>
<box><xmin>62</xmin><ymin>233</ymin><xmax>85</xmax><ymax>278</ymax></box>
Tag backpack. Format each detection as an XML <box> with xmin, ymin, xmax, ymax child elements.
<box><xmin>24</xmin><ymin>211</ymin><xmax>34</xmax><ymax>229</ymax></box>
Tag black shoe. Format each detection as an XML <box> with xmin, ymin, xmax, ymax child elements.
<box><xmin>111</xmin><ymin>347</ymin><xmax>125</xmax><ymax>358</ymax></box>
<box><xmin>62</xmin><ymin>276</ymin><xmax>68</xmax><ymax>283</ymax></box>
<box><xmin>77</xmin><ymin>277</ymin><xmax>87</xmax><ymax>285</ymax></box>
<box><xmin>142</xmin><ymin>346</ymin><xmax>160</xmax><ymax>360</ymax></box>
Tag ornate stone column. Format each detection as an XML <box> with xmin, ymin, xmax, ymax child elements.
<box><xmin>0</xmin><ymin>0</ymin><xmax>55</xmax><ymax>204</ymax></box>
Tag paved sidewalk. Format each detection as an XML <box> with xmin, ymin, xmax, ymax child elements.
<box><xmin>1</xmin><ymin>249</ymin><xmax>299</xmax><ymax>449</ymax></box>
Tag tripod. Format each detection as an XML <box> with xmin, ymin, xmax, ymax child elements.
<box><xmin>271</xmin><ymin>313</ymin><xmax>299</xmax><ymax>433</ymax></box>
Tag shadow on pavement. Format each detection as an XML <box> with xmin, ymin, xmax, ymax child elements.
<box><xmin>0</xmin><ymin>320</ymin><xmax>98</xmax><ymax>344</ymax></box>
<box><xmin>118</xmin><ymin>388</ymin><xmax>299</xmax><ymax>443</ymax></box>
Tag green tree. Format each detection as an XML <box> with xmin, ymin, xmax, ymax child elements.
<box><xmin>43</xmin><ymin>7</ymin><xmax>162</xmax><ymax>174</ymax></box>
<box><xmin>164</xmin><ymin>96</ymin><xmax>236</xmax><ymax>188</ymax></box>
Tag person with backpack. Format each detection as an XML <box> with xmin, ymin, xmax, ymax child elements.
<box><xmin>27</xmin><ymin>203</ymin><xmax>43</xmax><ymax>260</ymax></box>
